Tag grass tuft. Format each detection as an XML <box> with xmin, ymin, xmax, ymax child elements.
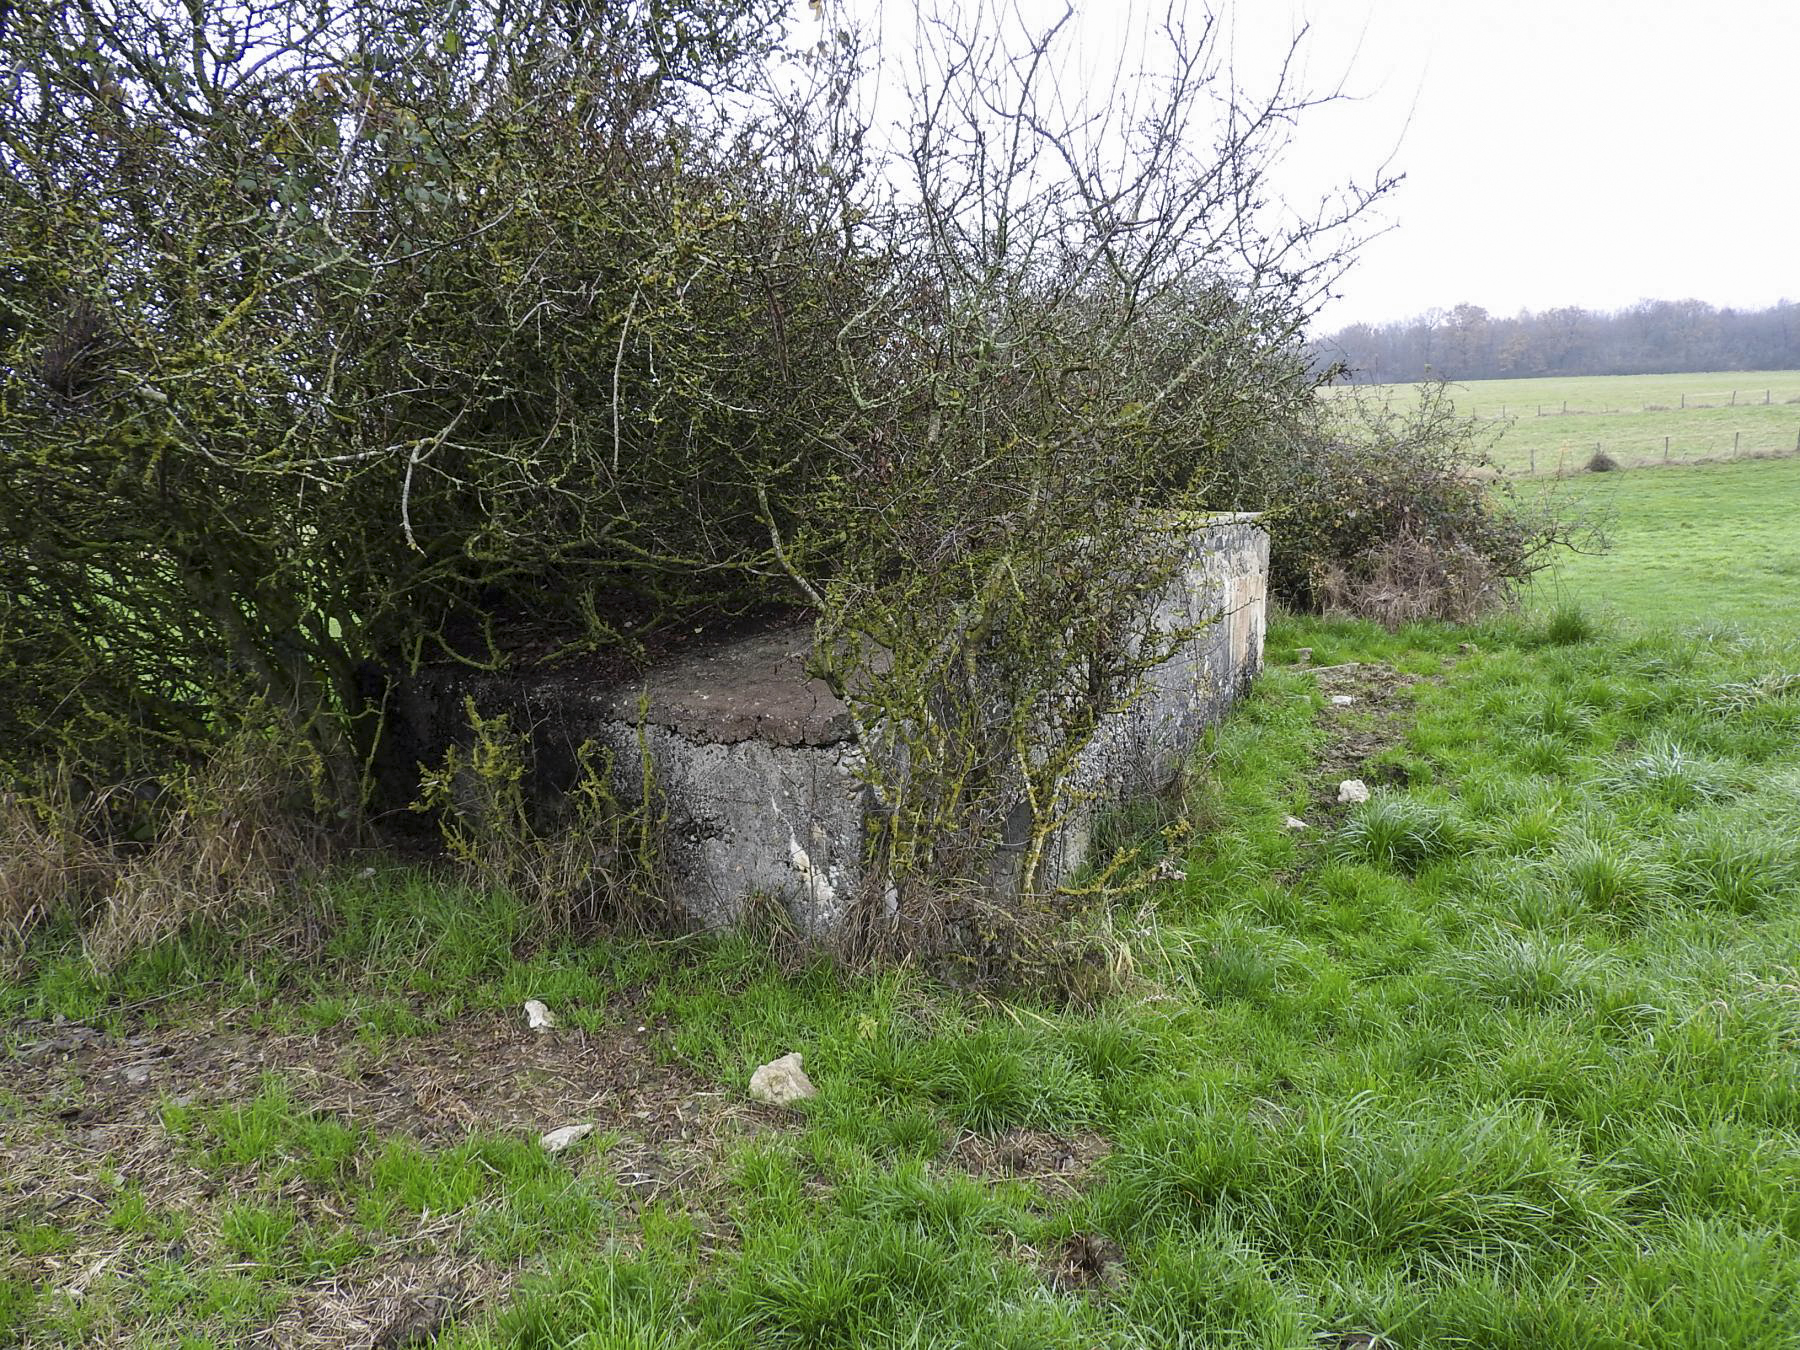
<box><xmin>1333</xmin><ymin>792</ymin><xmax>1463</xmax><ymax>872</ymax></box>
<box><xmin>1598</xmin><ymin>735</ymin><xmax>1735</xmax><ymax>809</ymax></box>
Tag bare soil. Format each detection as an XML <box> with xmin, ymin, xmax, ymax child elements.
<box><xmin>2</xmin><ymin>1010</ymin><xmax>780</xmax><ymax>1348</ymax></box>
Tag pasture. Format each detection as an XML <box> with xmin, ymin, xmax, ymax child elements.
<box><xmin>1535</xmin><ymin>454</ymin><xmax>1800</xmax><ymax>637</ymax></box>
<box><xmin>1348</xmin><ymin>370</ymin><xmax>1800</xmax><ymax>475</ymax></box>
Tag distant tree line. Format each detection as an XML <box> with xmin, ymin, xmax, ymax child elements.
<box><xmin>1317</xmin><ymin>299</ymin><xmax>1800</xmax><ymax>384</ymax></box>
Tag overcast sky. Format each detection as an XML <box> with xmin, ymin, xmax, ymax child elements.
<box><xmin>1231</xmin><ymin>0</ymin><xmax>1800</xmax><ymax>329</ymax></box>
<box><xmin>810</xmin><ymin>0</ymin><xmax>1799</xmax><ymax>331</ymax></box>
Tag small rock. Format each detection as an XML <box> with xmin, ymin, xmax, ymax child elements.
<box><xmin>1458</xmin><ymin>641</ymin><xmax>1479</xmax><ymax>654</ymax></box>
<box><xmin>1282</xmin><ymin>815</ymin><xmax>1311</xmax><ymax>831</ymax></box>
<box><xmin>539</xmin><ymin>1123</ymin><xmax>594</xmax><ymax>1154</ymax></box>
<box><xmin>123</xmin><ymin>1065</ymin><xmax>151</xmax><ymax>1087</ymax></box>
<box><xmin>523</xmin><ymin>999</ymin><xmax>557</xmax><ymax>1031</ymax></box>
<box><xmin>1295</xmin><ymin>647</ymin><xmax>1313</xmax><ymax>665</ymax></box>
<box><xmin>749</xmin><ymin>1052</ymin><xmax>817</xmax><ymax>1106</ymax></box>
<box><xmin>1337</xmin><ymin>779</ymin><xmax>1371</xmax><ymax>805</ymax></box>
<box><xmin>359</xmin><ymin>866</ymin><xmax>378</xmax><ymax>880</ymax></box>
<box><xmin>1330</xmin><ymin>694</ymin><xmax>1356</xmax><ymax>706</ymax></box>
<box><xmin>1153</xmin><ymin>858</ymin><xmax>1187</xmax><ymax>881</ymax></box>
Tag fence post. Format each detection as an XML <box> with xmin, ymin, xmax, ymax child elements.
<box><xmin>1530</xmin><ymin>446</ymin><xmax>1536</xmax><ymax>474</ymax></box>
<box><xmin>1681</xmin><ymin>393</ymin><xmax>1686</xmax><ymax>409</ymax></box>
<box><xmin>1735</xmin><ymin>431</ymin><xmax>1741</xmax><ymax>456</ymax></box>
<box><xmin>1731</xmin><ymin>390</ymin><xmax>1737</xmax><ymax>406</ymax></box>
<box><xmin>1664</xmin><ymin>436</ymin><xmax>1670</xmax><ymax>462</ymax></box>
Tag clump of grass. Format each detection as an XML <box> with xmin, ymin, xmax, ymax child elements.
<box><xmin>1598</xmin><ymin>736</ymin><xmax>1735</xmax><ymax>810</ymax></box>
<box><xmin>927</xmin><ymin>1025</ymin><xmax>1100</xmax><ymax>1132</ymax></box>
<box><xmin>1542</xmin><ymin>604</ymin><xmax>1599</xmax><ymax>646</ymax></box>
<box><xmin>1444</xmin><ymin>932</ymin><xmax>1608</xmax><ymax>1010</ymax></box>
<box><xmin>1334</xmin><ymin>793</ymin><xmax>1463</xmax><ymax>873</ymax></box>
<box><xmin>1667</xmin><ymin>819</ymin><xmax>1800</xmax><ymax>913</ymax></box>
<box><xmin>1512</xmin><ymin>732</ymin><xmax>1576</xmax><ymax>776</ymax></box>
<box><xmin>1558</xmin><ymin>836</ymin><xmax>1668</xmax><ymax>915</ymax></box>
<box><xmin>1484</xmin><ymin>801</ymin><xmax>1566</xmax><ymax>857</ymax></box>
<box><xmin>1519</xmin><ymin>689</ymin><xmax>1598</xmax><ymax>741</ymax></box>
<box><xmin>1703</xmin><ymin>669</ymin><xmax>1800</xmax><ymax>717</ymax></box>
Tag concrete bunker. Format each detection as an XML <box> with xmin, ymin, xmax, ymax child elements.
<box><xmin>389</xmin><ymin>514</ymin><xmax>1269</xmax><ymax>937</ymax></box>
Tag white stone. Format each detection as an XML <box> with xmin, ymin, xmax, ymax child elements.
<box><xmin>1337</xmin><ymin>779</ymin><xmax>1371</xmax><ymax>805</ymax></box>
<box><xmin>539</xmin><ymin>1123</ymin><xmax>594</xmax><ymax>1154</ymax></box>
<box><xmin>749</xmin><ymin>1052</ymin><xmax>817</xmax><ymax>1106</ymax></box>
<box><xmin>523</xmin><ymin>999</ymin><xmax>557</xmax><ymax>1031</ymax></box>
<box><xmin>1282</xmin><ymin>815</ymin><xmax>1310</xmax><ymax>831</ymax></box>
<box><xmin>1330</xmin><ymin>694</ymin><xmax>1356</xmax><ymax>706</ymax></box>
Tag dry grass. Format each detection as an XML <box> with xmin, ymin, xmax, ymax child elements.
<box><xmin>0</xmin><ymin>773</ymin><xmax>110</xmax><ymax>963</ymax></box>
<box><xmin>1</xmin><ymin>728</ymin><xmax>331</xmax><ymax>971</ymax></box>
<box><xmin>1317</xmin><ymin>532</ymin><xmax>1509</xmax><ymax>629</ymax></box>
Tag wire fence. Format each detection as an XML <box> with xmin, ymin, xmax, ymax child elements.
<box><xmin>1460</xmin><ymin>389</ymin><xmax>1800</xmax><ymax>420</ymax></box>
<box><xmin>1503</xmin><ymin>429</ymin><xmax>1800</xmax><ymax>477</ymax></box>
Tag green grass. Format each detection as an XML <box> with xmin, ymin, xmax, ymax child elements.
<box><xmin>1532</xmin><ymin>454</ymin><xmax>1800</xmax><ymax>637</ymax></box>
<box><xmin>1346</xmin><ymin>370</ymin><xmax>1800</xmax><ymax>474</ymax></box>
<box><xmin>7</xmin><ymin>538</ymin><xmax>1800</xmax><ymax>1344</ymax></box>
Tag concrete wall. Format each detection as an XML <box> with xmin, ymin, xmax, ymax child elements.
<box><xmin>387</xmin><ymin>515</ymin><xmax>1268</xmax><ymax>937</ymax></box>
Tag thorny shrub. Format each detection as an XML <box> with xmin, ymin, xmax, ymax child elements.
<box><xmin>1212</xmin><ymin>382</ymin><xmax>1596</xmax><ymax>623</ymax></box>
<box><xmin>5</xmin><ymin>0</ymin><xmax>1536</xmax><ymax>963</ymax></box>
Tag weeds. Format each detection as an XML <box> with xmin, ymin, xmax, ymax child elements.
<box><xmin>1</xmin><ymin>721</ymin><xmax>331</xmax><ymax>971</ymax></box>
<box><xmin>414</xmin><ymin>698</ymin><xmax>670</xmax><ymax>938</ymax></box>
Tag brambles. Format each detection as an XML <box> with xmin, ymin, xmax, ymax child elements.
<box><xmin>3</xmin><ymin>0</ymin><xmax>1393</xmax><ymax>952</ymax></box>
<box><xmin>1213</xmin><ymin>382</ymin><xmax>1591</xmax><ymax>625</ymax></box>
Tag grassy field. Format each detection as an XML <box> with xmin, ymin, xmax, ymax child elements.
<box><xmin>6</xmin><ymin>473</ymin><xmax>1800</xmax><ymax>1347</ymax></box>
<box><xmin>1533</xmin><ymin>454</ymin><xmax>1800</xmax><ymax>637</ymax></box>
<box><xmin>1350</xmin><ymin>370</ymin><xmax>1800</xmax><ymax>475</ymax></box>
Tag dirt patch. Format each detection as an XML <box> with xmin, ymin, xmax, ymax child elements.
<box><xmin>1302</xmin><ymin>659</ymin><xmax>1436</xmax><ymax>814</ymax></box>
<box><xmin>2</xmin><ymin>1011</ymin><xmax>776</xmax><ymax>1348</ymax></box>
<box><xmin>1046</xmin><ymin>1230</ymin><xmax>1126</xmax><ymax>1294</ymax></box>
<box><xmin>946</xmin><ymin>1127</ymin><xmax>1110</xmax><ymax>1198</ymax></box>
<box><xmin>9</xmin><ymin>1009</ymin><xmax>749</xmax><ymax>1146</ymax></box>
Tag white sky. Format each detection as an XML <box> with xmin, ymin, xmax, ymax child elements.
<box><xmin>807</xmin><ymin>0</ymin><xmax>1800</xmax><ymax>330</ymax></box>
